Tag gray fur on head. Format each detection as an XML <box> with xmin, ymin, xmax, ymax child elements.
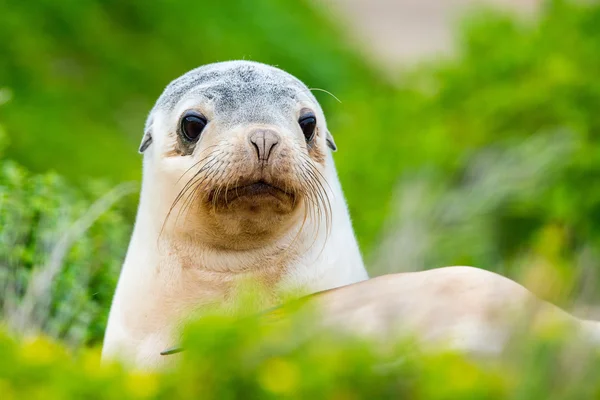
<box><xmin>139</xmin><ymin>60</ymin><xmax>337</xmax><ymax>153</ymax></box>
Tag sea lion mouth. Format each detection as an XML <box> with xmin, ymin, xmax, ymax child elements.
<box><xmin>232</xmin><ymin>181</ymin><xmax>286</xmax><ymax>197</ymax></box>
<box><xmin>210</xmin><ymin>180</ymin><xmax>296</xmax><ymax>205</ymax></box>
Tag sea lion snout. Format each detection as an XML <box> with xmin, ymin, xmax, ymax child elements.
<box><xmin>248</xmin><ymin>128</ymin><xmax>281</xmax><ymax>163</ymax></box>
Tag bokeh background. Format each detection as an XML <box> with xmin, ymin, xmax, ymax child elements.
<box><xmin>2</xmin><ymin>0</ymin><xmax>600</xmax><ymax>389</ymax></box>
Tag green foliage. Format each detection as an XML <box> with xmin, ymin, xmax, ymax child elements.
<box><xmin>2</xmin><ymin>315</ymin><xmax>600</xmax><ymax>399</ymax></box>
<box><xmin>3</xmin><ymin>0</ymin><xmax>600</xmax><ymax>254</ymax></box>
<box><xmin>372</xmin><ymin>130</ymin><xmax>597</xmax><ymax>305</ymax></box>
<box><xmin>369</xmin><ymin>0</ymin><xmax>600</xmax><ymax>305</ymax></box>
<box><xmin>0</xmin><ymin>0</ymin><xmax>390</xmax><ymax>249</ymax></box>
<box><xmin>0</xmin><ymin>161</ymin><xmax>132</xmax><ymax>346</ymax></box>
<box><xmin>0</xmin><ymin>88</ymin><xmax>9</xmax><ymax>156</ymax></box>
<box><xmin>2</xmin><ymin>0</ymin><xmax>600</xmax><ymax>396</ymax></box>
<box><xmin>0</xmin><ymin>124</ymin><xmax>6</xmax><ymax>157</ymax></box>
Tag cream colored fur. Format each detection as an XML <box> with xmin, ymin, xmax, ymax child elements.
<box><xmin>288</xmin><ymin>266</ymin><xmax>600</xmax><ymax>355</ymax></box>
<box><xmin>102</xmin><ymin>61</ymin><xmax>367</xmax><ymax>369</ymax></box>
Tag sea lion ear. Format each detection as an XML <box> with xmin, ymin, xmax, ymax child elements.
<box><xmin>325</xmin><ymin>130</ymin><xmax>337</xmax><ymax>152</ymax></box>
<box><xmin>138</xmin><ymin>130</ymin><xmax>152</xmax><ymax>153</ymax></box>
<box><xmin>138</xmin><ymin>116</ymin><xmax>153</xmax><ymax>153</ymax></box>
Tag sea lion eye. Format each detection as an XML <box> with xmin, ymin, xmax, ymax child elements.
<box><xmin>180</xmin><ymin>111</ymin><xmax>208</xmax><ymax>142</ymax></box>
<box><xmin>299</xmin><ymin>113</ymin><xmax>317</xmax><ymax>142</ymax></box>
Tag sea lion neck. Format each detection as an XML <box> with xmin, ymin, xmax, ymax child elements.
<box><xmin>151</xmin><ymin>226</ymin><xmax>304</xmax><ymax>275</ymax></box>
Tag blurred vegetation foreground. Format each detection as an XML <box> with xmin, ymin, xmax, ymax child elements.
<box><xmin>2</xmin><ymin>0</ymin><xmax>600</xmax><ymax>397</ymax></box>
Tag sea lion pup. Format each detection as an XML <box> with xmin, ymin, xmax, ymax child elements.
<box><xmin>264</xmin><ymin>266</ymin><xmax>600</xmax><ymax>356</ymax></box>
<box><xmin>102</xmin><ymin>61</ymin><xmax>368</xmax><ymax>368</ymax></box>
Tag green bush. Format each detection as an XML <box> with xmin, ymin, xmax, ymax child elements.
<box><xmin>2</xmin><ymin>0</ymin><xmax>600</xmax><ymax>255</ymax></box>
<box><xmin>2</xmin><ymin>1</ymin><xmax>600</xmax><ymax>396</ymax></box>
<box><xmin>0</xmin><ymin>0</ymin><xmax>389</xmax><ymax>249</ymax></box>
<box><xmin>368</xmin><ymin>0</ymin><xmax>600</xmax><ymax>306</ymax></box>
<box><xmin>0</xmin><ymin>160</ymin><xmax>133</xmax><ymax>346</ymax></box>
<box><xmin>1</xmin><ymin>313</ymin><xmax>600</xmax><ymax>399</ymax></box>
<box><xmin>2</xmin><ymin>0</ymin><xmax>600</xmax><ymax>345</ymax></box>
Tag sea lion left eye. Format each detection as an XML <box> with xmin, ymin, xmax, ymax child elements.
<box><xmin>299</xmin><ymin>114</ymin><xmax>317</xmax><ymax>142</ymax></box>
<box><xmin>181</xmin><ymin>112</ymin><xmax>207</xmax><ymax>142</ymax></box>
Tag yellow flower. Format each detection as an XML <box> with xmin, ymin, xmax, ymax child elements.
<box><xmin>258</xmin><ymin>357</ymin><xmax>299</xmax><ymax>395</ymax></box>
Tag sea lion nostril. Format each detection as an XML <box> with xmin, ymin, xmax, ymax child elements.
<box><xmin>249</xmin><ymin>129</ymin><xmax>280</xmax><ymax>162</ymax></box>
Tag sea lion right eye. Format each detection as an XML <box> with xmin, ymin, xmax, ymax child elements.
<box><xmin>180</xmin><ymin>111</ymin><xmax>208</xmax><ymax>142</ymax></box>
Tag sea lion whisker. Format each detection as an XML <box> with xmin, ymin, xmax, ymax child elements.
<box><xmin>300</xmin><ymin>153</ymin><xmax>334</xmax><ymax>194</ymax></box>
<box><xmin>304</xmin><ymin>161</ymin><xmax>333</xmax><ymax>236</ymax></box>
<box><xmin>307</xmin><ymin>87</ymin><xmax>342</xmax><ymax>104</ymax></box>
<box><xmin>173</xmin><ymin>156</ymin><xmax>223</xmax><ymax>219</ymax></box>
<box><xmin>175</xmin><ymin>146</ymin><xmax>226</xmax><ymax>184</ymax></box>
<box><xmin>299</xmin><ymin>181</ymin><xmax>324</xmax><ymax>255</ymax></box>
<box><xmin>210</xmin><ymin>164</ymin><xmax>231</xmax><ymax>212</ymax></box>
<box><xmin>162</xmin><ymin>157</ymin><xmax>225</xmax><ymax>236</ymax></box>
<box><xmin>217</xmin><ymin>167</ymin><xmax>235</xmax><ymax>207</ymax></box>
<box><xmin>301</xmin><ymin>165</ymin><xmax>331</xmax><ymax>234</ymax></box>
<box><xmin>297</xmin><ymin>169</ymin><xmax>322</xmax><ymax>240</ymax></box>
<box><xmin>298</xmin><ymin>166</ymin><xmax>332</xmax><ymax>258</ymax></box>
<box><xmin>170</xmin><ymin>157</ymin><xmax>220</xmax><ymax>214</ymax></box>
<box><xmin>171</xmin><ymin>154</ymin><xmax>221</xmax><ymax>212</ymax></box>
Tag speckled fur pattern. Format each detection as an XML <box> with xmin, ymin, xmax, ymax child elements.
<box><xmin>142</xmin><ymin>61</ymin><xmax>336</xmax><ymax>157</ymax></box>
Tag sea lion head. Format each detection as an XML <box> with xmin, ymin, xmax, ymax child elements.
<box><xmin>139</xmin><ymin>61</ymin><xmax>337</xmax><ymax>250</ymax></box>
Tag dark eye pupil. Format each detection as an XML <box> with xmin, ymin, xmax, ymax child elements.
<box><xmin>181</xmin><ymin>114</ymin><xmax>207</xmax><ymax>141</ymax></box>
<box><xmin>299</xmin><ymin>116</ymin><xmax>316</xmax><ymax>142</ymax></box>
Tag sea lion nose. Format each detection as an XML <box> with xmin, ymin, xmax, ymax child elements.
<box><xmin>248</xmin><ymin>129</ymin><xmax>280</xmax><ymax>162</ymax></box>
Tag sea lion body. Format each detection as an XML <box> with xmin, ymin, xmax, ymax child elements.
<box><xmin>102</xmin><ymin>61</ymin><xmax>367</xmax><ymax>368</ymax></box>
<box><xmin>280</xmin><ymin>267</ymin><xmax>600</xmax><ymax>355</ymax></box>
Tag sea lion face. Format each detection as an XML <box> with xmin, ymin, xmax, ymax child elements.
<box><xmin>141</xmin><ymin>61</ymin><xmax>336</xmax><ymax>249</ymax></box>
